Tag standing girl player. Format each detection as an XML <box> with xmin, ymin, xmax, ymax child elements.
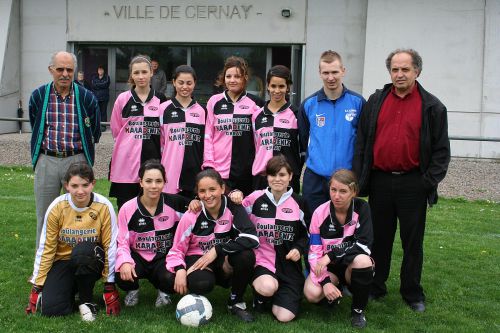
<box><xmin>26</xmin><ymin>162</ymin><xmax>119</xmax><ymax>321</ymax></box>
<box><xmin>160</xmin><ymin>65</ymin><xmax>206</xmax><ymax>199</ymax></box>
<box><xmin>167</xmin><ymin>169</ymin><xmax>259</xmax><ymax>322</ymax></box>
<box><xmin>229</xmin><ymin>155</ymin><xmax>310</xmax><ymax>322</ymax></box>
<box><xmin>303</xmin><ymin>169</ymin><xmax>374</xmax><ymax>329</ymax></box>
<box><xmin>115</xmin><ymin>160</ymin><xmax>191</xmax><ymax>308</ymax></box>
<box><xmin>252</xmin><ymin>65</ymin><xmax>303</xmax><ymax>193</ymax></box>
<box><xmin>109</xmin><ymin>55</ymin><xmax>167</xmax><ymax>209</ymax></box>
<box><xmin>203</xmin><ymin>56</ymin><xmax>264</xmax><ymax>195</ymax></box>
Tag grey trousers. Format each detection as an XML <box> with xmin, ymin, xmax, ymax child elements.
<box><xmin>34</xmin><ymin>153</ymin><xmax>87</xmax><ymax>249</ymax></box>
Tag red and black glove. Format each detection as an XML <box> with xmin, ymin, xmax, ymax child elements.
<box><xmin>103</xmin><ymin>283</ymin><xmax>120</xmax><ymax>316</ymax></box>
<box><xmin>25</xmin><ymin>285</ymin><xmax>42</xmax><ymax>314</ymax></box>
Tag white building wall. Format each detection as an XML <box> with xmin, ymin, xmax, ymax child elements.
<box><xmin>21</xmin><ymin>0</ymin><xmax>73</xmax><ymax>111</ymax></box>
<box><xmin>0</xmin><ymin>0</ymin><xmax>21</xmax><ymax>133</ymax></box>
<box><xmin>481</xmin><ymin>0</ymin><xmax>500</xmax><ymax>158</ymax></box>
<box><xmin>304</xmin><ymin>0</ymin><xmax>368</xmax><ymax>98</ymax></box>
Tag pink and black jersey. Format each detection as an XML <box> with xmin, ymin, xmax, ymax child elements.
<box><xmin>110</xmin><ymin>89</ymin><xmax>167</xmax><ymax>183</ymax></box>
<box><xmin>203</xmin><ymin>91</ymin><xmax>264</xmax><ymax>180</ymax></box>
<box><xmin>308</xmin><ymin>198</ymin><xmax>373</xmax><ymax>285</ymax></box>
<box><xmin>252</xmin><ymin>102</ymin><xmax>302</xmax><ymax>176</ymax></box>
<box><xmin>241</xmin><ymin>188</ymin><xmax>309</xmax><ymax>276</ymax></box>
<box><xmin>166</xmin><ymin>196</ymin><xmax>259</xmax><ymax>272</ymax></box>
<box><xmin>115</xmin><ymin>193</ymin><xmax>189</xmax><ymax>271</ymax></box>
<box><xmin>160</xmin><ymin>98</ymin><xmax>206</xmax><ymax>194</ymax></box>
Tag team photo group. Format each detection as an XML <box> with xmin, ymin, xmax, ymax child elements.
<box><xmin>25</xmin><ymin>47</ymin><xmax>450</xmax><ymax>329</ymax></box>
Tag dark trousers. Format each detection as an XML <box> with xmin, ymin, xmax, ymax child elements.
<box><xmin>98</xmin><ymin>101</ymin><xmax>108</xmax><ymax>123</ymax></box>
<box><xmin>41</xmin><ymin>260</ymin><xmax>100</xmax><ymax>317</ymax></box>
<box><xmin>368</xmin><ymin>170</ymin><xmax>428</xmax><ymax>302</ymax></box>
<box><xmin>115</xmin><ymin>251</ymin><xmax>174</xmax><ymax>294</ymax></box>
<box><xmin>302</xmin><ymin>167</ymin><xmax>330</xmax><ymax>213</ymax></box>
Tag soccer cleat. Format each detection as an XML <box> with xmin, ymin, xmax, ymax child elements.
<box><xmin>351</xmin><ymin>308</ymin><xmax>367</xmax><ymax>329</ymax></box>
<box><xmin>124</xmin><ymin>289</ymin><xmax>139</xmax><ymax>307</ymax></box>
<box><xmin>79</xmin><ymin>303</ymin><xmax>98</xmax><ymax>322</ymax></box>
<box><xmin>228</xmin><ymin>302</ymin><xmax>254</xmax><ymax>322</ymax></box>
<box><xmin>154</xmin><ymin>290</ymin><xmax>172</xmax><ymax>308</ymax></box>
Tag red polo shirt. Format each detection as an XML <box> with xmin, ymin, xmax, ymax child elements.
<box><xmin>373</xmin><ymin>84</ymin><xmax>422</xmax><ymax>172</ymax></box>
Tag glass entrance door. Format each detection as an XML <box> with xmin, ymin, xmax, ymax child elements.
<box><xmin>74</xmin><ymin>44</ymin><xmax>303</xmax><ymax>108</ymax></box>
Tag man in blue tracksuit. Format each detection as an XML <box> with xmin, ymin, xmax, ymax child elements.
<box><xmin>298</xmin><ymin>50</ymin><xmax>365</xmax><ymax>213</ymax></box>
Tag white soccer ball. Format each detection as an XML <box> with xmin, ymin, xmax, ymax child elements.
<box><xmin>176</xmin><ymin>294</ymin><xmax>213</xmax><ymax>327</ymax></box>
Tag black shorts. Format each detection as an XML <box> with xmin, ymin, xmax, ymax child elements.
<box><xmin>253</xmin><ymin>265</ymin><xmax>303</xmax><ymax>316</ymax></box>
<box><xmin>185</xmin><ymin>254</ymin><xmax>231</xmax><ymax>288</ymax></box>
<box><xmin>327</xmin><ymin>262</ymin><xmax>348</xmax><ymax>286</ymax></box>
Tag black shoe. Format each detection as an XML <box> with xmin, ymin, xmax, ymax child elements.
<box><xmin>406</xmin><ymin>300</ymin><xmax>425</xmax><ymax>312</ymax></box>
<box><xmin>351</xmin><ymin>309</ymin><xmax>367</xmax><ymax>329</ymax></box>
<box><xmin>228</xmin><ymin>303</ymin><xmax>254</xmax><ymax>322</ymax></box>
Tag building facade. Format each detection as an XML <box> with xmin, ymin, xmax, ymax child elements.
<box><xmin>1</xmin><ymin>0</ymin><xmax>499</xmax><ymax>157</ymax></box>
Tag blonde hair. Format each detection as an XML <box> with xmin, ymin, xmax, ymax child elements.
<box><xmin>329</xmin><ymin>169</ymin><xmax>358</xmax><ymax>194</ymax></box>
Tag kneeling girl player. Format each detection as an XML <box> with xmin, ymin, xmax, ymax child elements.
<box><xmin>229</xmin><ymin>155</ymin><xmax>310</xmax><ymax>322</ymax></box>
<box><xmin>167</xmin><ymin>169</ymin><xmax>259</xmax><ymax>322</ymax></box>
<box><xmin>26</xmin><ymin>162</ymin><xmax>119</xmax><ymax>321</ymax></box>
<box><xmin>303</xmin><ymin>169</ymin><xmax>374</xmax><ymax>329</ymax></box>
<box><xmin>115</xmin><ymin>160</ymin><xmax>192</xmax><ymax>307</ymax></box>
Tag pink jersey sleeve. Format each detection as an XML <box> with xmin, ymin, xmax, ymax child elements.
<box><xmin>202</xmin><ymin>95</ymin><xmax>218</xmax><ymax>170</ymax></box>
<box><xmin>110</xmin><ymin>91</ymin><xmax>130</xmax><ymax>139</ymax></box>
<box><xmin>308</xmin><ymin>202</ymin><xmax>330</xmax><ymax>285</ymax></box>
<box><xmin>166</xmin><ymin>211</ymin><xmax>196</xmax><ymax>272</ymax></box>
<box><xmin>115</xmin><ymin>199</ymin><xmax>135</xmax><ymax>271</ymax></box>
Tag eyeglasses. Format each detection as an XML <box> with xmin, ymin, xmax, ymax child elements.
<box><xmin>51</xmin><ymin>67</ymin><xmax>74</xmax><ymax>74</ymax></box>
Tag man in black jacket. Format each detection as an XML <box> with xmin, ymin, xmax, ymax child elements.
<box><xmin>352</xmin><ymin>49</ymin><xmax>450</xmax><ymax>312</ymax></box>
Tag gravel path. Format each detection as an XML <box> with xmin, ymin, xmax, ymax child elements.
<box><xmin>1</xmin><ymin>132</ymin><xmax>499</xmax><ymax>202</ymax></box>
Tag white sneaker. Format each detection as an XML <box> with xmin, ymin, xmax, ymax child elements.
<box><xmin>79</xmin><ymin>303</ymin><xmax>97</xmax><ymax>322</ymax></box>
<box><xmin>124</xmin><ymin>289</ymin><xmax>139</xmax><ymax>307</ymax></box>
<box><xmin>154</xmin><ymin>290</ymin><xmax>172</xmax><ymax>308</ymax></box>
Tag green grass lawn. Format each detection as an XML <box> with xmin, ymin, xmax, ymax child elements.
<box><xmin>0</xmin><ymin>166</ymin><xmax>498</xmax><ymax>332</ymax></box>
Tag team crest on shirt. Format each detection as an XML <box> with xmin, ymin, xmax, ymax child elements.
<box><xmin>240</xmin><ymin>105</ymin><xmax>249</xmax><ymax>109</ymax></box>
<box><xmin>89</xmin><ymin>212</ymin><xmax>97</xmax><ymax>220</ymax></box>
<box><xmin>260</xmin><ymin>203</ymin><xmax>269</xmax><ymax>211</ymax></box>
<box><xmin>149</xmin><ymin>106</ymin><xmax>158</xmax><ymax>111</ymax></box>
<box><xmin>281</xmin><ymin>208</ymin><xmax>293</xmax><ymax>214</ymax></box>
<box><xmin>84</xmin><ymin>117</ymin><xmax>91</xmax><ymax>127</ymax></box>
<box><xmin>190</xmin><ymin>113</ymin><xmax>200</xmax><ymax>117</ymax></box>
<box><xmin>158</xmin><ymin>216</ymin><xmax>169</xmax><ymax>222</ymax></box>
<box><xmin>138</xmin><ymin>218</ymin><xmax>146</xmax><ymax>226</ymax></box>
<box><xmin>316</xmin><ymin>114</ymin><xmax>325</xmax><ymax>127</ymax></box>
<box><xmin>345</xmin><ymin>109</ymin><xmax>357</xmax><ymax>122</ymax></box>
<box><xmin>218</xmin><ymin>219</ymin><xmax>229</xmax><ymax>225</ymax></box>
<box><xmin>280</xmin><ymin>119</ymin><xmax>289</xmax><ymax>124</ymax></box>
<box><xmin>201</xmin><ymin>221</ymin><xmax>209</xmax><ymax>229</ymax></box>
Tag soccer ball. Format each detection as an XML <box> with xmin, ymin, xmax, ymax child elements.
<box><xmin>176</xmin><ymin>294</ymin><xmax>213</xmax><ymax>327</ymax></box>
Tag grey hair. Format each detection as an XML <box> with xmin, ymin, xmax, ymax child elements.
<box><xmin>49</xmin><ymin>51</ymin><xmax>77</xmax><ymax>69</ymax></box>
<box><xmin>385</xmin><ymin>48</ymin><xmax>422</xmax><ymax>75</ymax></box>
